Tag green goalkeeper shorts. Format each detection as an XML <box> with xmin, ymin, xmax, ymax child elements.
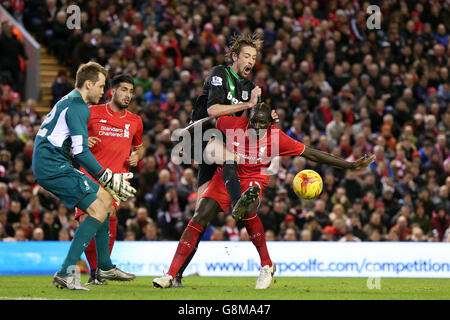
<box><xmin>36</xmin><ymin>167</ymin><xmax>100</xmax><ymax>212</ymax></box>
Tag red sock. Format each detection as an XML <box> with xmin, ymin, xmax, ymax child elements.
<box><xmin>167</xmin><ymin>220</ymin><xmax>204</xmax><ymax>278</ymax></box>
<box><xmin>242</xmin><ymin>212</ymin><xmax>272</xmax><ymax>267</ymax></box>
<box><xmin>85</xmin><ymin>237</ymin><xmax>98</xmax><ymax>271</ymax></box>
<box><xmin>109</xmin><ymin>216</ymin><xmax>117</xmax><ymax>255</ymax></box>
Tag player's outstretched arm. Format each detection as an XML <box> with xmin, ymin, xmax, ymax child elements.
<box><xmin>182</xmin><ymin>116</ymin><xmax>215</xmax><ymax>136</ymax></box>
<box><xmin>301</xmin><ymin>146</ymin><xmax>375</xmax><ymax>170</ymax></box>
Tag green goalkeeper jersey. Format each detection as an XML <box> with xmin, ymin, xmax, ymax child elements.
<box><xmin>32</xmin><ymin>89</ymin><xmax>104</xmax><ymax>180</ymax></box>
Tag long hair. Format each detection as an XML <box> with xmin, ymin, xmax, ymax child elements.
<box><xmin>225</xmin><ymin>32</ymin><xmax>263</xmax><ymax>61</ymax></box>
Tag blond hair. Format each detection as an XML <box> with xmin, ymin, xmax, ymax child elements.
<box><xmin>225</xmin><ymin>32</ymin><xmax>263</xmax><ymax>60</ymax></box>
<box><xmin>75</xmin><ymin>62</ymin><xmax>107</xmax><ymax>89</ymax></box>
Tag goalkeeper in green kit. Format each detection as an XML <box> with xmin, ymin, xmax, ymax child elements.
<box><xmin>32</xmin><ymin>62</ymin><xmax>136</xmax><ymax>290</ymax></box>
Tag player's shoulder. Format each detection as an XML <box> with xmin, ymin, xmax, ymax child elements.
<box><xmin>125</xmin><ymin>110</ymin><xmax>142</xmax><ymax>122</ymax></box>
<box><xmin>211</xmin><ymin>65</ymin><xmax>227</xmax><ymax>73</ymax></box>
<box><xmin>60</xmin><ymin>90</ymin><xmax>84</xmax><ymax>107</ymax></box>
<box><xmin>63</xmin><ymin>91</ymin><xmax>88</xmax><ymax>114</ymax></box>
<box><xmin>218</xmin><ymin>116</ymin><xmax>248</xmax><ymax>129</ymax></box>
<box><xmin>89</xmin><ymin>103</ymin><xmax>107</xmax><ymax>110</ymax></box>
<box><xmin>209</xmin><ymin>65</ymin><xmax>228</xmax><ymax>77</ymax></box>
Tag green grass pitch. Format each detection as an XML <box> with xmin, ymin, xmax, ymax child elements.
<box><xmin>0</xmin><ymin>275</ymin><xmax>449</xmax><ymax>300</ymax></box>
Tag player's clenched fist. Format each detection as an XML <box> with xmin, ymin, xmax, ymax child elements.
<box><xmin>249</xmin><ymin>86</ymin><xmax>261</xmax><ymax>108</ymax></box>
<box><xmin>98</xmin><ymin>168</ymin><xmax>136</xmax><ymax>202</ymax></box>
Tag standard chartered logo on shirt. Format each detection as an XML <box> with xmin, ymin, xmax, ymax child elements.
<box><xmin>98</xmin><ymin>124</ymin><xmax>131</xmax><ymax>138</ymax></box>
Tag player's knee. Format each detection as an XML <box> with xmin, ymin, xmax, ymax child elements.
<box><xmin>88</xmin><ymin>189</ymin><xmax>112</xmax><ymax>222</ymax></box>
<box><xmin>97</xmin><ymin>188</ymin><xmax>112</xmax><ymax>207</ymax></box>
<box><xmin>192</xmin><ymin>198</ymin><xmax>219</xmax><ymax>227</ymax></box>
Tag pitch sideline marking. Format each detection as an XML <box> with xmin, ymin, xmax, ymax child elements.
<box><xmin>0</xmin><ymin>296</ymin><xmax>70</xmax><ymax>300</ymax></box>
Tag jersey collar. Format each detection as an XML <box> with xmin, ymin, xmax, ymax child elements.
<box><xmin>106</xmin><ymin>103</ymin><xmax>128</xmax><ymax>118</ymax></box>
<box><xmin>228</xmin><ymin>66</ymin><xmax>243</xmax><ymax>81</ymax></box>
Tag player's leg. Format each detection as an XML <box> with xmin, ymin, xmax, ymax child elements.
<box><xmin>95</xmin><ymin>196</ymin><xmax>135</xmax><ymax>282</ymax></box>
<box><xmin>153</xmin><ymin>197</ymin><xmax>221</xmax><ymax>288</ymax></box>
<box><xmin>50</xmin><ymin>175</ymin><xmax>108</xmax><ymax>290</ymax></box>
<box><xmin>77</xmin><ymin>213</ymin><xmax>105</xmax><ymax>285</ymax></box>
<box><xmin>171</xmin><ymin>160</ymin><xmax>216</xmax><ymax>287</ymax></box>
<box><xmin>154</xmin><ymin>171</ymin><xmax>229</xmax><ymax>288</ymax></box>
<box><xmin>77</xmin><ymin>198</ymin><xmax>126</xmax><ymax>285</ymax></box>
<box><xmin>240</xmin><ymin>182</ymin><xmax>275</xmax><ymax>289</ymax></box>
<box><xmin>204</xmin><ymin>137</ymin><xmax>242</xmax><ymax>206</ymax></box>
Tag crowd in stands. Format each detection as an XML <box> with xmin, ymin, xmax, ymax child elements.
<box><xmin>0</xmin><ymin>0</ymin><xmax>449</xmax><ymax>244</ymax></box>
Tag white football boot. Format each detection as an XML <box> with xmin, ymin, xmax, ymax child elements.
<box><xmin>53</xmin><ymin>272</ymin><xmax>90</xmax><ymax>291</ymax></box>
<box><xmin>152</xmin><ymin>274</ymin><xmax>173</xmax><ymax>288</ymax></box>
<box><xmin>255</xmin><ymin>264</ymin><xmax>276</xmax><ymax>290</ymax></box>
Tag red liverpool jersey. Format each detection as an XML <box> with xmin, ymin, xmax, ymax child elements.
<box><xmin>216</xmin><ymin>116</ymin><xmax>305</xmax><ymax>181</ymax></box>
<box><xmin>84</xmin><ymin>103</ymin><xmax>143</xmax><ymax>175</ymax></box>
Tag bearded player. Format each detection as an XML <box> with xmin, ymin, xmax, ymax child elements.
<box><xmin>75</xmin><ymin>74</ymin><xmax>144</xmax><ymax>285</ymax></box>
<box><xmin>154</xmin><ymin>102</ymin><xmax>374</xmax><ymax>289</ymax></box>
<box><xmin>172</xmin><ymin>33</ymin><xmax>278</xmax><ymax>287</ymax></box>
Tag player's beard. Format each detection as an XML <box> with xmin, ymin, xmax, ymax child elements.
<box><xmin>113</xmin><ymin>96</ymin><xmax>129</xmax><ymax>109</ymax></box>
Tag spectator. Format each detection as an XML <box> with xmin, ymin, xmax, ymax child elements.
<box><xmin>283</xmin><ymin>227</ymin><xmax>299</xmax><ymax>241</ymax></box>
<box><xmin>31</xmin><ymin>227</ymin><xmax>44</xmax><ymax>241</ymax></box>
<box><xmin>176</xmin><ymin>168</ymin><xmax>196</xmax><ymax>212</ymax></box>
<box><xmin>16</xmin><ymin>209</ymin><xmax>33</xmax><ymax>240</ymax></box>
<box><xmin>0</xmin><ymin>209</ymin><xmax>14</xmax><ymax>238</ymax></box>
<box><xmin>149</xmin><ymin>168</ymin><xmax>171</xmax><ymax>219</ymax></box>
<box><xmin>321</xmin><ymin>226</ymin><xmax>335</xmax><ymax>241</ymax></box>
<box><xmin>410</xmin><ymin>226</ymin><xmax>427</xmax><ymax>242</ymax></box>
<box><xmin>430</xmin><ymin>206</ymin><xmax>450</xmax><ymax>241</ymax></box>
<box><xmin>239</xmin><ymin>228</ymin><xmax>250</xmax><ymax>241</ymax></box>
<box><xmin>265</xmin><ymin>229</ymin><xmax>277</xmax><ymax>241</ymax></box>
<box><xmin>157</xmin><ymin>182</ymin><xmax>184</xmax><ymax>240</ymax></box>
<box><xmin>389</xmin><ymin>216</ymin><xmax>412</xmax><ymax>242</ymax></box>
<box><xmin>51</xmin><ymin>71</ymin><xmax>74</xmax><ymax>107</ymax></box>
<box><xmin>363</xmin><ymin>212</ymin><xmax>387</xmax><ymax>240</ymax></box>
<box><xmin>339</xmin><ymin>228</ymin><xmax>362</xmax><ymax>242</ymax></box>
<box><xmin>126</xmin><ymin>207</ymin><xmax>153</xmax><ymax>241</ymax></box>
<box><xmin>137</xmin><ymin>155</ymin><xmax>159</xmax><ymax>208</ymax></box>
<box><xmin>297</xmin><ymin>228</ymin><xmax>310</xmax><ymax>241</ymax></box>
<box><xmin>58</xmin><ymin>228</ymin><xmax>70</xmax><ymax>241</ymax></box>
<box><xmin>0</xmin><ymin>182</ymin><xmax>10</xmax><ymax>211</ymax></box>
<box><xmin>13</xmin><ymin>228</ymin><xmax>26</xmax><ymax>241</ymax></box>
<box><xmin>222</xmin><ymin>215</ymin><xmax>240</xmax><ymax>241</ymax></box>
<box><xmin>141</xmin><ymin>222</ymin><xmax>161</xmax><ymax>241</ymax></box>
<box><xmin>411</xmin><ymin>200</ymin><xmax>432</xmax><ymax>236</ymax></box>
<box><xmin>6</xmin><ymin>200</ymin><xmax>21</xmax><ymax>225</ymax></box>
<box><xmin>0</xmin><ymin>22</ymin><xmax>27</xmax><ymax>95</ymax></box>
<box><xmin>40</xmin><ymin>212</ymin><xmax>59</xmax><ymax>241</ymax></box>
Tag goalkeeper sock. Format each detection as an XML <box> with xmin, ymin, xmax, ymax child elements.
<box><xmin>84</xmin><ymin>215</ymin><xmax>117</xmax><ymax>272</ymax></box>
<box><xmin>109</xmin><ymin>215</ymin><xmax>117</xmax><ymax>255</ymax></box>
<box><xmin>223</xmin><ymin>161</ymin><xmax>241</xmax><ymax>206</ymax></box>
<box><xmin>95</xmin><ymin>213</ymin><xmax>114</xmax><ymax>271</ymax></box>
<box><xmin>242</xmin><ymin>212</ymin><xmax>272</xmax><ymax>267</ymax></box>
<box><xmin>168</xmin><ymin>220</ymin><xmax>204</xmax><ymax>278</ymax></box>
<box><xmin>58</xmin><ymin>216</ymin><xmax>102</xmax><ymax>276</ymax></box>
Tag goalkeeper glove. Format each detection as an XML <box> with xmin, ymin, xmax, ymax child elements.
<box><xmin>98</xmin><ymin>168</ymin><xmax>136</xmax><ymax>202</ymax></box>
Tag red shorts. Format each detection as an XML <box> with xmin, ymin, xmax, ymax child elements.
<box><xmin>202</xmin><ymin>167</ymin><xmax>267</xmax><ymax>213</ymax></box>
<box><xmin>74</xmin><ymin>199</ymin><xmax>119</xmax><ymax>220</ymax></box>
